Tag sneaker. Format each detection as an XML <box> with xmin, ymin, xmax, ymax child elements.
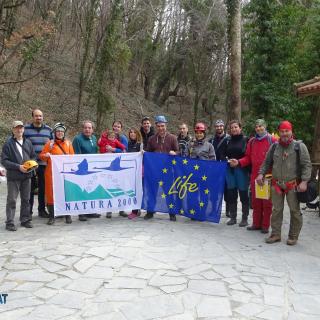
<box><xmin>287</xmin><ymin>238</ymin><xmax>297</xmax><ymax>246</ymax></box>
<box><xmin>226</xmin><ymin>218</ymin><xmax>236</xmax><ymax>225</ymax></box>
<box><xmin>247</xmin><ymin>225</ymin><xmax>261</xmax><ymax>231</ymax></box>
<box><xmin>239</xmin><ymin>219</ymin><xmax>248</xmax><ymax>227</ymax></box>
<box><xmin>47</xmin><ymin>218</ymin><xmax>55</xmax><ymax>225</ymax></box>
<box><xmin>21</xmin><ymin>221</ymin><xmax>33</xmax><ymax>228</ymax></box>
<box><xmin>261</xmin><ymin>229</ymin><xmax>269</xmax><ymax>234</ymax></box>
<box><xmin>128</xmin><ymin>212</ymin><xmax>138</xmax><ymax>219</ymax></box>
<box><xmin>119</xmin><ymin>211</ymin><xmax>128</xmax><ymax>218</ymax></box>
<box><xmin>144</xmin><ymin>212</ymin><xmax>154</xmax><ymax>220</ymax></box>
<box><xmin>79</xmin><ymin>215</ymin><xmax>87</xmax><ymax>221</ymax></box>
<box><xmin>65</xmin><ymin>216</ymin><xmax>72</xmax><ymax>224</ymax></box>
<box><xmin>106</xmin><ymin>212</ymin><xmax>112</xmax><ymax>219</ymax></box>
<box><xmin>265</xmin><ymin>235</ymin><xmax>281</xmax><ymax>244</ymax></box>
<box><xmin>6</xmin><ymin>224</ymin><xmax>17</xmax><ymax>231</ymax></box>
<box><xmin>169</xmin><ymin>214</ymin><xmax>176</xmax><ymax>222</ymax></box>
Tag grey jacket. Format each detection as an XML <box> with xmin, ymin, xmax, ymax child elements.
<box><xmin>1</xmin><ymin>136</ymin><xmax>36</xmax><ymax>181</ymax></box>
<box><xmin>259</xmin><ymin>140</ymin><xmax>311</xmax><ymax>182</ymax></box>
<box><xmin>188</xmin><ymin>139</ymin><xmax>216</xmax><ymax>160</ymax></box>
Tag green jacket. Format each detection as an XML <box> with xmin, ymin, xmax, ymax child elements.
<box><xmin>259</xmin><ymin>140</ymin><xmax>311</xmax><ymax>182</ymax></box>
<box><xmin>72</xmin><ymin>133</ymin><xmax>98</xmax><ymax>154</ymax></box>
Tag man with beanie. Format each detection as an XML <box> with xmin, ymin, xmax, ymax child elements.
<box><xmin>257</xmin><ymin>121</ymin><xmax>311</xmax><ymax>245</ymax></box>
<box><xmin>229</xmin><ymin>119</ymin><xmax>276</xmax><ymax>233</ymax></box>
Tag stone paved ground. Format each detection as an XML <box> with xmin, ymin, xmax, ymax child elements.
<box><xmin>0</xmin><ymin>182</ymin><xmax>320</xmax><ymax>320</ymax></box>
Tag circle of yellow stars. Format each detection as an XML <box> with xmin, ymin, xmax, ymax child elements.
<box><xmin>159</xmin><ymin>158</ymin><xmax>209</xmax><ymax>216</ymax></box>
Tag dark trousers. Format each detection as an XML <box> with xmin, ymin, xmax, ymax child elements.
<box><xmin>6</xmin><ymin>179</ymin><xmax>31</xmax><ymax>226</ymax></box>
<box><xmin>29</xmin><ymin>165</ymin><xmax>46</xmax><ymax>214</ymax></box>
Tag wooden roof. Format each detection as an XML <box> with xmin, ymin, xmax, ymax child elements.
<box><xmin>294</xmin><ymin>76</ymin><xmax>320</xmax><ymax>97</ymax></box>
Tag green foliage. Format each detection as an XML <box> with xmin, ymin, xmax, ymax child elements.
<box><xmin>21</xmin><ymin>38</ymin><xmax>45</xmax><ymax>62</ymax></box>
<box><xmin>242</xmin><ymin>0</ymin><xmax>320</xmax><ymax>147</ymax></box>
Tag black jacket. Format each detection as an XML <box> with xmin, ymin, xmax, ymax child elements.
<box><xmin>140</xmin><ymin>126</ymin><xmax>155</xmax><ymax>150</ymax></box>
<box><xmin>1</xmin><ymin>136</ymin><xmax>36</xmax><ymax>181</ymax></box>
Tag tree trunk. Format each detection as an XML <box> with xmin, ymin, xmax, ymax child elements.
<box><xmin>311</xmin><ymin>103</ymin><xmax>320</xmax><ymax>164</ymax></box>
<box><xmin>228</xmin><ymin>0</ymin><xmax>241</xmax><ymax>121</ymax></box>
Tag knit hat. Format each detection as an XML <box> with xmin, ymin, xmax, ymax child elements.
<box><xmin>215</xmin><ymin>119</ymin><xmax>224</xmax><ymax>126</ymax></box>
<box><xmin>278</xmin><ymin>120</ymin><xmax>293</xmax><ymax>131</ymax></box>
<box><xmin>255</xmin><ymin>119</ymin><xmax>267</xmax><ymax>127</ymax></box>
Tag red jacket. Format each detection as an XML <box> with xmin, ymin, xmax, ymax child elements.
<box><xmin>239</xmin><ymin>134</ymin><xmax>277</xmax><ymax>182</ymax></box>
<box><xmin>98</xmin><ymin>132</ymin><xmax>125</xmax><ymax>153</ymax></box>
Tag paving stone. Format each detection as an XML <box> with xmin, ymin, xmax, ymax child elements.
<box><xmin>95</xmin><ymin>288</ymin><xmax>139</xmax><ymax>302</ymax></box>
<box><xmin>182</xmin><ymin>263</ymin><xmax>212</xmax><ymax>275</ymax></box>
<box><xmin>84</xmin><ymin>265</ymin><xmax>114</xmax><ymax>279</ymax></box>
<box><xmin>196</xmin><ymin>297</ymin><xmax>232</xmax><ymax>317</ymax></box>
<box><xmin>81</xmin><ymin>302</ymin><xmax>115</xmax><ymax>317</ymax></box>
<box><xmin>46</xmin><ymin>255</ymin><xmax>66</xmax><ymax>262</ymax></box>
<box><xmin>149</xmin><ymin>275</ymin><xmax>187</xmax><ymax>286</ymax></box>
<box><xmin>119</xmin><ymin>295</ymin><xmax>184</xmax><ymax>320</ymax></box>
<box><xmin>0</xmin><ymin>281</ymin><xmax>18</xmax><ymax>291</ymax></box>
<box><xmin>37</xmin><ymin>259</ymin><xmax>65</xmax><ymax>272</ymax></box>
<box><xmin>234</xmin><ymin>302</ymin><xmax>265</xmax><ymax>317</ymax></box>
<box><xmin>139</xmin><ymin>287</ymin><xmax>163</xmax><ymax>297</ymax></box>
<box><xmin>66</xmin><ymin>277</ymin><xmax>104</xmax><ymax>294</ymax></box>
<box><xmin>0</xmin><ymin>296</ymin><xmax>42</xmax><ymax>312</ymax></box>
<box><xmin>96</xmin><ymin>256</ymin><xmax>126</xmax><ymax>269</ymax></box>
<box><xmin>160</xmin><ymin>284</ymin><xmax>187</xmax><ymax>293</ymax></box>
<box><xmin>6</xmin><ymin>269</ymin><xmax>57</xmax><ymax>282</ymax></box>
<box><xmin>262</xmin><ymin>284</ymin><xmax>285</xmax><ymax>307</ymax></box>
<box><xmin>86</xmin><ymin>246</ymin><xmax>113</xmax><ymax>258</ymax></box>
<box><xmin>212</xmin><ymin>265</ymin><xmax>239</xmax><ymax>278</ymax></box>
<box><xmin>58</xmin><ymin>270</ymin><xmax>81</xmax><ymax>279</ymax></box>
<box><xmin>230</xmin><ymin>290</ymin><xmax>253</xmax><ymax>303</ymax></box>
<box><xmin>4</xmin><ymin>263</ymin><xmax>37</xmax><ymax>270</ymax></box>
<box><xmin>13</xmin><ymin>282</ymin><xmax>44</xmax><ymax>291</ymax></box>
<box><xmin>244</xmin><ymin>282</ymin><xmax>263</xmax><ymax>296</ymax></box>
<box><xmin>34</xmin><ymin>287</ymin><xmax>58</xmax><ymax>299</ymax></box>
<box><xmin>74</xmin><ymin>257</ymin><xmax>100</xmax><ymax>273</ymax></box>
<box><xmin>0</xmin><ymin>307</ymin><xmax>35</xmax><ymax>320</ymax></box>
<box><xmin>188</xmin><ymin>280</ymin><xmax>228</xmax><ymax>296</ymax></box>
<box><xmin>104</xmin><ymin>277</ymin><xmax>146</xmax><ymax>289</ymax></box>
<box><xmin>129</xmin><ymin>258</ymin><xmax>177</xmax><ymax>270</ymax></box>
<box><xmin>116</xmin><ymin>266</ymin><xmax>140</xmax><ymax>277</ymax></box>
<box><xmin>291</xmin><ymin>293</ymin><xmax>320</xmax><ymax>315</ymax></box>
<box><xmin>47</xmin><ymin>290</ymin><xmax>90</xmax><ymax>309</ymax></box>
<box><xmin>256</xmin><ymin>307</ymin><xmax>284</xmax><ymax>320</ymax></box>
<box><xmin>46</xmin><ymin>277</ymin><xmax>72</xmax><ymax>289</ymax></box>
<box><xmin>20</xmin><ymin>304</ymin><xmax>76</xmax><ymax>319</ymax></box>
<box><xmin>229</xmin><ymin>283</ymin><xmax>250</xmax><ymax>292</ymax></box>
<box><xmin>201</xmin><ymin>270</ymin><xmax>221</xmax><ymax>280</ymax></box>
<box><xmin>59</xmin><ymin>256</ymin><xmax>80</xmax><ymax>267</ymax></box>
<box><xmin>11</xmin><ymin>257</ymin><xmax>35</xmax><ymax>264</ymax></box>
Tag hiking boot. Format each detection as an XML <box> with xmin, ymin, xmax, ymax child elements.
<box><xmin>169</xmin><ymin>214</ymin><xmax>176</xmax><ymax>221</ymax></box>
<box><xmin>265</xmin><ymin>235</ymin><xmax>281</xmax><ymax>244</ymax></box>
<box><xmin>89</xmin><ymin>214</ymin><xmax>101</xmax><ymax>218</ymax></box>
<box><xmin>239</xmin><ymin>219</ymin><xmax>248</xmax><ymax>227</ymax></box>
<box><xmin>78</xmin><ymin>215</ymin><xmax>87</xmax><ymax>221</ymax></box>
<box><xmin>47</xmin><ymin>218</ymin><xmax>55</xmax><ymax>225</ymax></box>
<box><xmin>227</xmin><ymin>218</ymin><xmax>237</xmax><ymax>225</ymax></box>
<box><xmin>119</xmin><ymin>211</ymin><xmax>128</xmax><ymax>217</ymax></box>
<box><xmin>128</xmin><ymin>212</ymin><xmax>138</xmax><ymax>219</ymax></box>
<box><xmin>6</xmin><ymin>224</ymin><xmax>17</xmax><ymax>231</ymax></box>
<box><xmin>38</xmin><ymin>210</ymin><xmax>49</xmax><ymax>218</ymax></box>
<box><xmin>106</xmin><ymin>212</ymin><xmax>112</xmax><ymax>219</ymax></box>
<box><xmin>144</xmin><ymin>212</ymin><xmax>154</xmax><ymax>220</ymax></box>
<box><xmin>247</xmin><ymin>225</ymin><xmax>261</xmax><ymax>231</ymax></box>
<box><xmin>287</xmin><ymin>238</ymin><xmax>297</xmax><ymax>246</ymax></box>
<box><xmin>65</xmin><ymin>215</ymin><xmax>72</xmax><ymax>224</ymax></box>
<box><xmin>21</xmin><ymin>221</ymin><xmax>33</xmax><ymax>228</ymax></box>
<box><xmin>261</xmin><ymin>229</ymin><xmax>269</xmax><ymax>234</ymax></box>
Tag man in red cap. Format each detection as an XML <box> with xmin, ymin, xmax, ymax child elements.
<box><xmin>257</xmin><ymin>120</ymin><xmax>311</xmax><ymax>245</ymax></box>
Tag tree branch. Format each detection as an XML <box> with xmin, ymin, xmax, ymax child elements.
<box><xmin>0</xmin><ymin>69</ymin><xmax>48</xmax><ymax>85</ymax></box>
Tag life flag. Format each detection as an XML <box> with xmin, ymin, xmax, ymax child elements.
<box><xmin>142</xmin><ymin>152</ymin><xmax>227</xmax><ymax>222</ymax></box>
<box><xmin>51</xmin><ymin>153</ymin><xmax>143</xmax><ymax>216</ymax></box>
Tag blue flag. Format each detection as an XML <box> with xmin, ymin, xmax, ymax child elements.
<box><xmin>142</xmin><ymin>152</ymin><xmax>227</xmax><ymax>223</ymax></box>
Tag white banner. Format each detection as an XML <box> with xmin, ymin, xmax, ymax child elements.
<box><xmin>51</xmin><ymin>153</ymin><xmax>143</xmax><ymax>216</ymax></box>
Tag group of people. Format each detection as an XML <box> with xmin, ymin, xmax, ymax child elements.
<box><xmin>0</xmin><ymin>109</ymin><xmax>312</xmax><ymax>246</ymax></box>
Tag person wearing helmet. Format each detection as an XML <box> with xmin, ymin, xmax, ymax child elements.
<box><xmin>40</xmin><ymin>122</ymin><xmax>75</xmax><ymax>225</ymax></box>
<box><xmin>145</xmin><ymin>115</ymin><xmax>179</xmax><ymax>221</ymax></box>
<box><xmin>1</xmin><ymin>121</ymin><xmax>36</xmax><ymax>231</ymax></box>
<box><xmin>188</xmin><ymin>122</ymin><xmax>216</xmax><ymax>160</ymax></box>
